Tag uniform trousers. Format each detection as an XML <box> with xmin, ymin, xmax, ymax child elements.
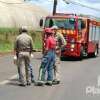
<box><xmin>17</xmin><ymin>52</ymin><xmax>31</xmax><ymax>85</ymax></box>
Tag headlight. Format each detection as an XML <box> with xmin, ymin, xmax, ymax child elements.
<box><xmin>71</xmin><ymin>44</ymin><xmax>75</xmax><ymax>48</ymax></box>
<box><xmin>71</xmin><ymin>49</ymin><xmax>74</xmax><ymax>51</ymax></box>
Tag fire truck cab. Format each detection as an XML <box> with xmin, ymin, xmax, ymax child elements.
<box><xmin>40</xmin><ymin>13</ymin><xmax>100</xmax><ymax>59</ymax></box>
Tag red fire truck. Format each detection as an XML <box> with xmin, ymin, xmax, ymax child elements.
<box><xmin>40</xmin><ymin>13</ymin><xmax>100</xmax><ymax>59</ymax></box>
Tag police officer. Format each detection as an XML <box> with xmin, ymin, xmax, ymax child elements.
<box><xmin>51</xmin><ymin>25</ymin><xmax>66</xmax><ymax>85</ymax></box>
<box><xmin>14</xmin><ymin>26</ymin><xmax>33</xmax><ymax>86</ymax></box>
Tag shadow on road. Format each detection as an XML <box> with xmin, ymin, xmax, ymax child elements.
<box><xmin>6</xmin><ymin>78</ymin><xmax>20</xmax><ymax>87</ymax></box>
<box><xmin>61</xmin><ymin>57</ymin><xmax>82</xmax><ymax>61</ymax></box>
<box><xmin>60</xmin><ymin>55</ymin><xmax>99</xmax><ymax>61</ymax></box>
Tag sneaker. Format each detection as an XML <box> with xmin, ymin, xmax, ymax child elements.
<box><xmin>19</xmin><ymin>83</ymin><xmax>26</xmax><ymax>87</ymax></box>
<box><xmin>31</xmin><ymin>79</ymin><xmax>35</xmax><ymax>83</ymax></box>
<box><xmin>27</xmin><ymin>82</ymin><xmax>31</xmax><ymax>86</ymax></box>
<box><xmin>45</xmin><ymin>81</ymin><xmax>52</xmax><ymax>86</ymax></box>
<box><xmin>52</xmin><ymin>80</ymin><xmax>60</xmax><ymax>85</ymax></box>
<box><xmin>34</xmin><ymin>81</ymin><xmax>45</xmax><ymax>86</ymax></box>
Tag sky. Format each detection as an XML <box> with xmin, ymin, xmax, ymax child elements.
<box><xmin>28</xmin><ymin>0</ymin><xmax>100</xmax><ymax>17</ymax></box>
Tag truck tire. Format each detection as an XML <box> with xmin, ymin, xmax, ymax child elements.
<box><xmin>80</xmin><ymin>46</ymin><xmax>84</xmax><ymax>60</ymax></box>
<box><xmin>92</xmin><ymin>46</ymin><xmax>98</xmax><ymax>57</ymax></box>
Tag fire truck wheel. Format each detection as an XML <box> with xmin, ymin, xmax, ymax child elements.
<box><xmin>92</xmin><ymin>46</ymin><xmax>98</xmax><ymax>57</ymax></box>
<box><xmin>80</xmin><ymin>46</ymin><xmax>84</xmax><ymax>60</ymax></box>
<box><xmin>60</xmin><ymin>56</ymin><xmax>66</xmax><ymax>61</ymax></box>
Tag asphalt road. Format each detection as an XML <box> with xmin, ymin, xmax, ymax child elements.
<box><xmin>0</xmin><ymin>51</ymin><xmax>100</xmax><ymax>100</ymax></box>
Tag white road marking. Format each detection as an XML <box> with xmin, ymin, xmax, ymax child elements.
<box><xmin>0</xmin><ymin>74</ymin><xmax>17</xmax><ymax>85</ymax></box>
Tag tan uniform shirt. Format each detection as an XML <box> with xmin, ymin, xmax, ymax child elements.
<box><xmin>14</xmin><ymin>32</ymin><xmax>33</xmax><ymax>53</ymax></box>
<box><xmin>55</xmin><ymin>32</ymin><xmax>66</xmax><ymax>56</ymax></box>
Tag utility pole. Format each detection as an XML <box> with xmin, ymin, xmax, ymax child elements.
<box><xmin>53</xmin><ymin>0</ymin><xmax>57</xmax><ymax>15</ymax></box>
<box><xmin>24</xmin><ymin>0</ymin><xmax>58</xmax><ymax>15</ymax></box>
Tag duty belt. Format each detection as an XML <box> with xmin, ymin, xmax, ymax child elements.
<box><xmin>19</xmin><ymin>49</ymin><xmax>31</xmax><ymax>52</ymax></box>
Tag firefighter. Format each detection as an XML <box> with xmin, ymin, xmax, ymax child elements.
<box><xmin>51</xmin><ymin>25</ymin><xmax>66</xmax><ymax>85</ymax></box>
<box><xmin>14</xmin><ymin>26</ymin><xmax>33</xmax><ymax>86</ymax></box>
<box><xmin>35</xmin><ymin>28</ymin><xmax>56</xmax><ymax>86</ymax></box>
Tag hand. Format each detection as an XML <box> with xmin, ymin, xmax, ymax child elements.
<box><xmin>13</xmin><ymin>55</ymin><xmax>17</xmax><ymax>65</ymax></box>
<box><xmin>31</xmin><ymin>54</ymin><xmax>34</xmax><ymax>58</ymax></box>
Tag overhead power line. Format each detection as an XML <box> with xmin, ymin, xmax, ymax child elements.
<box><xmin>0</xmin><ymin>0</ymin><xmax>100</xmax><ymax>12</ymax></box>
<box><xmin>63</xmin><ymin>0</ymin><xmax>100</xmax><ymax>11</ymax></box>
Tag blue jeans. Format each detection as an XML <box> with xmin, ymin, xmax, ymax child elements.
<box><xmin>29</xmin><ymin>64</ymin><xmax>34</xmax><ymax>81</ymax></box>
<box><xmin>39</xmin><ymin>50</ymin><xmax>55</xmax><ymax>81</ymax></box>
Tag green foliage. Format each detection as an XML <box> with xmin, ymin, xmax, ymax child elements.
<box><xmin>0</xmin><ymin>28</ymin><xmax>42</xmax><ymax>52</ymax></box>
<box><xmin>33</xmin><ymin>31</ymin><xmax>42</xmax><ymax>49</ymax></box>
<box><xmin>0</xmin><ymin>27</ymin><xmax>19</xmax><ymax>35</ymax></box>
<box><xmin>0</xmin><ymin>41</ymin><xmax>13</xmax><ymax>52</ymax></box>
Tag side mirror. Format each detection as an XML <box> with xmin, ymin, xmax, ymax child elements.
<box><xmin>39</xmin><ymin>18</ymin><xmax>43</xmax><ymax>27</ymax></box>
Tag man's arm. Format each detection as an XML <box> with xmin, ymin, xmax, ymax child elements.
<box><xmin>13</xmin><ymin>39</ymin><xmax>18</xmax><ymax>64</ymax></box>
<box><xmin>44</xmin><ymin>38</ymin><xmax>50</xmax><ymax>54</ymax></box>
<box><xmin>30</xmin><ymin>37</ymin><xmax>34</xmax><ymax>53</ymax></box>
<box><xmin>14</xmin><ymin>39</ymin><xmax>18</xmax><ymax>55</ymax></box>
<box><xmin>58</xmin><ymin>32</ymin><xmax>67</xmax><ymax>47</ymax></box>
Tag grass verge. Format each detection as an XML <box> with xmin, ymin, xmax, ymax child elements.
<box><xmin>0</xmin><ymin>28</ymin><xmax>42</xmax><ymax>53</ymax></box>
